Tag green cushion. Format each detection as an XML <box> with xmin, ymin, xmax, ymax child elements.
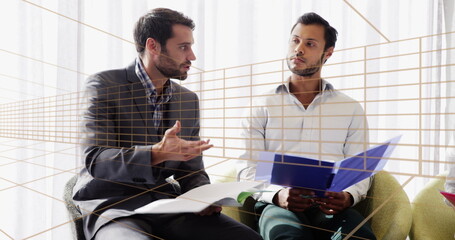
<box><xmin>354</xmin><ymin>171</ymin><xmax>412</xmax><ymax>240</ymax></box>
<box><xmin>410</xmin><ymin>174</ymin><xmax>455</xmax><ymax>240</ymax></box>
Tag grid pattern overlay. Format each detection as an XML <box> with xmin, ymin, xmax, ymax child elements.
<box><xmin>0</xmin><ymin>1</ymin><xmax>453</xmax><ymax>240</ymax></box>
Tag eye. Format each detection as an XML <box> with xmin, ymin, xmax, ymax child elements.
<box><xmin>179</xmin><ymin>46</ymin><xmax>187</xmax><ymax>50</ymax></box>
<box><xmin>306</xmin><ymin>42</ymin><xmax>316</xmax><ymax>47</ymax></box>
<box><xmin>291</xmin><ymin>38</ymin><xmax>300</xmax><ymax>44</ymax></box>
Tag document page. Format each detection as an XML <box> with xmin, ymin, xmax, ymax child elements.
<box><xmin>135</xmin><ymin>181</ymin><xmax>263</xmax><ymax>214</ymax></box>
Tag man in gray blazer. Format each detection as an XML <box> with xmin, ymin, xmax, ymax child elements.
<box><xmin>73</xmin><ymin>8</ymin><xmax>261</xmax><ymax>240</ymax></box>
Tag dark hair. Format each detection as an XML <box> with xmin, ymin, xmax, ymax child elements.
<box><xmin>133</xmin><ymin>8</ymin><xmax>195</xmax><ymax>55</ymax></box>
<box><xmin>291</xmin><ymin>12</ymin><xmax>338</xmax><ymax>51</ymax></box>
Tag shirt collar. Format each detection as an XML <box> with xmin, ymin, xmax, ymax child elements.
<box><xmin>135</xmin><ymin>56</ymin><xmax>175</xmax><ymax>98</ymax></box>
<box><xmin>135</xmin><ymin>56</ymin><xmax>155</xmax><ymax>90</ymax></box>
<box><xmin>277</xmin><ymin>77</ymin><xmax>334</xmax><ymax>95</ymax></box>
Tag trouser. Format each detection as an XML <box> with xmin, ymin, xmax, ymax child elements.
<box><xmin>256</xmin><ymin>202</ymin><xmax>376</xmax><ymax>240</ymax></box>
<box><xmin>94</xmin><ymin>212</ymin><xmax>262</xmax><ymax>240</ymax></box>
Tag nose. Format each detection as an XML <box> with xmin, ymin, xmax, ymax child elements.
<box><xmin>188</xmin><ymin>48</ymin><xmax>196</xmax><ymax>61</ymax></box>
<box><xmin>294</xmin><ymin>43</ymin><xmax>304</xmax><ymax>55</ymax></box>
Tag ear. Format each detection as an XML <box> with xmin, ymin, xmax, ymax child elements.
<box><xmin>323</xmin><ymin>46</ymin><xmax>334</xmax><ymax>63</ymax></box>
<box><xmin>145</xmin><ymin>38</ymin><xmax>161</xmax><ymax>56</ymax></box>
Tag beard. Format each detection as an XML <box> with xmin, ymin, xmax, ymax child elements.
<box><xmin>156</xmin><ymin>49</ymin><xmax>191</xmax><ymax>80</ymax></box>
<box><xmin>287</xmin><ymin>53</ymin><xmax>325</xmax><ymax>77</ymax></box>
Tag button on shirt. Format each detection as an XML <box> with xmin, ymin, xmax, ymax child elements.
<box><xmin>135</xmin><ymin>57</ymin><xmax>174</xmax><ymax>130</ymax></box>
<box><xmin>238</xmin><ymin>78</ymin><xmax>371</xmax><ymax>205</ymax></box>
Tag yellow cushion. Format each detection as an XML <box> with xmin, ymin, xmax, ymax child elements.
<box><xmin>354</xmin><ymin>171</ymin><xmax>412</xmax><ymax>240</ymax></box>
<box><xmin>410</xmin><ymin>174</ymin><xmax>455</xmax><ymax>240</ymax></box>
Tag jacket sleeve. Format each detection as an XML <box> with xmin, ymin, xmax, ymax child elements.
<box><xmin>236</xmin><ymin>104</ymin><xmax>282</xmax><ymax>203</ymax></box>
<box><xmin>81</xmin><ymin>74</ymin><xmax>157</xmax><ymax>184</ymax></box>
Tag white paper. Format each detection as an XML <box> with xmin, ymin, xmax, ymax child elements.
<box><xmin>135</xmin><ymin>181</ymin><xmax>263</xmax><ymax>214</ymax></box>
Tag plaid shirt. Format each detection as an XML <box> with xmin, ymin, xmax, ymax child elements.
<box><xmin>135</xmin><ymin>57</ymin><xmax>174</xmax><ymax>130</ymax></box>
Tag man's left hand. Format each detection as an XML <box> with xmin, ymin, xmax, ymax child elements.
<box><xmin>196</xmin><ymin>205</ymin><xmax>222</xmax><ymax>216</ymax></box>
<box><xmin>316</xmin><ymin>191</ymin><xmax>353</xmax><ymax>215</ymax></box>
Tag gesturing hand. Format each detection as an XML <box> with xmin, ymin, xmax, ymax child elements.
<box><xmin>151</xmin><ymin>121</ymin><xmax>213</xmax><ymax>165</ymax></box>
<box><xmin>273</xmin><ymin>188</ymin><xmax>316</xmax><ymax>212</ymax></box>
<box><xmin>315</xmin><ymin>191</ymin><xmax>353</xmax><ymax>215</ymax></box>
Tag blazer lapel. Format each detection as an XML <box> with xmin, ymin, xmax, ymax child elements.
<box><xmin>163</xmin><ymin>83</ymin><xmax>182</xmax><ymax>171</ymax></box>
<box><xmin>125</xmin><ymin>62</ymin><xmax>157</xmax><ymax>141</ymax></box>
<box><xmin>166</xmin><ymin>83</ymin><xmax>181</xmax><ymax>133</ymax></box>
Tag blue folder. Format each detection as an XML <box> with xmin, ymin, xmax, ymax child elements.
<box><xmin>256</xmin><ymin>136</ymin><xmax>400</xmax><ymax>197</ymax></box>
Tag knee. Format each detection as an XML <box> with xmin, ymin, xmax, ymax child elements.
<box><xmin>259</xmin><ymin>205</ymin><xmax>309</xmax><ymax>240</ymax></box>
<box><xmin>260</xmin><ymin>205</ymin><xmax>291</xmax><ymax>219</ymax></box>
<box><xmin>259</xmin><ymin>205</ymin><xmax>301</xmax><ymax>227</ymax></box>
<box><xmin>93</xmin><ymin>218</ymin><xmax>152</xmax><ymax>240</ymax></box>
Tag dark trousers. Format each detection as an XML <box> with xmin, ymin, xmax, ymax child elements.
<box><xmin>94</xmin><ymin>213</ymin><xmax>262</xmax><ymax>240</ymax></box>
<box><xmin>255</xmin><ymin>202</ymin><xmax>376</xmax><ymax>240</ymax></box>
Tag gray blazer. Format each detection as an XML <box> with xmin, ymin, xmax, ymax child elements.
<box><xmin>72</xmin><ymin>62</ymin><xmax>210</xmax><ymax>239</ymax></box>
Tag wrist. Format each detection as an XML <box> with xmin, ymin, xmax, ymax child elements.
<box><xmin>345</xmin><ymin>191</ymin><xmax>354</xmax><ymax>207</ymax></box>
<box><xmin>272</xmin><ymin>190</ymin><xmax>280</xmax><ymax>205</ymax></box>
<box><xmin>151</xmin><ymin>144</ymin><xmax>164</xmax><ymax>165</ymax></box>
<box><xmin>273</xmin><ymin>188</ymin><xmax>284</xmax><ymax>206</ymax></box>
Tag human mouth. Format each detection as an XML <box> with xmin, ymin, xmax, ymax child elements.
<box><xmin>289</xmin><ymin>54</ymin><xmax>305</xmax><ymax>63</ymax></box>
<box><xmin>182</xmin><ymin>65</ymin><xmax>191</xmax><ymax>71</ymax></box>
<box><xmin>292</xmin><ymin>57</ymin><xmax>305</xmax><ymax>64</ymax></box>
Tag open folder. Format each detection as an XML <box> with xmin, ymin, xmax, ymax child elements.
<box><xmin>134</xmin><ymin>181</ymin><xmax>263</xmax><ymax>214</ymax></box>
<box><xmin>256</xmin><ymin>136</ymin><xmax>401</xmax><ymax>197</ymax></box>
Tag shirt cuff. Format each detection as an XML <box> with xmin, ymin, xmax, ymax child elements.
<box><xmin>257</xmin><ymin>184</ymin><xmax>283</xmax><ymax>203</ymax></box>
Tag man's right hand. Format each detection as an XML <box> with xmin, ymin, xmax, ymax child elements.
<box><xmin>151</xmin><ymin>121</ymin><xmax>213</xmax><ymax>165</ymax></box>
<box><xmin>273</xmin><ymin>188</ymin><xmax>316</xmax><ymax>212</ymax></box>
